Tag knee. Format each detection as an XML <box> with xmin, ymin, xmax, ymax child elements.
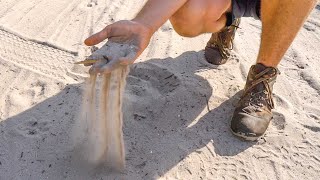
<box><xmin>170</xmin><ymin>19</ymin><xmax>202</xmax><ymax>37</ymax></box>
<box><xmin>170</xmin><ymin>12</ymin><xmax>224</xmax><ymax>37</ymax></box>
<box><xmin>169</xmin><ymin>0</ymin><xmax>231</xmax><ymax>37</ymax></box>
<box><xmin>169</xmin><ymin>6</ymin><xmax>205</xmax><ymax>37</ymax></box>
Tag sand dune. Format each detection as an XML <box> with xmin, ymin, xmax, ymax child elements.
<box><xmin>0</xmin><ymin>0</ymin><xmax>320</xmax><ymax>179</ymax></box>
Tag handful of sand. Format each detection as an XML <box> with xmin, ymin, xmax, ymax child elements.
<box><xmin>75</xmin><ymin>42</ymin><xmax>130</xmax><ymax>170</ymax></box>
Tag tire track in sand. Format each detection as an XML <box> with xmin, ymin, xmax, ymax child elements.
<box><xmin>0</xmin><ymin>28</ymin><xmax>78</xmax><ymax>82</ymax></box>
<box><xmin>0</xmin><ymin>0</ymin><xmax>23</xmax><ymax>18</ymax></box>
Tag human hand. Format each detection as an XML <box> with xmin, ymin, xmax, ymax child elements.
<box><xmin>84</xmin><ymin>20</ymin><xmax>153</xmax><ymax>74</ymax></box>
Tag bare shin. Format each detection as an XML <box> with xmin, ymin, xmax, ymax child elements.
<box><xmin>257</xmin><ymin>0</ymin><xmax>317</xmax><ymax>67</ymax></box>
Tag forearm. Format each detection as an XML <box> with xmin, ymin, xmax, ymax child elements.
<box><xmin>132</xmin><ymin>0</ymin><xmax>188</xmax><ymax>33</ymax></box>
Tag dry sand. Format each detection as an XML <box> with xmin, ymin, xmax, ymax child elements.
<box><xmin>73</xmin><ymin>42</ymin><xmax>131</xmax><ymax>170</ymax></box>
<box><xmin>74</xmin><ymin>66</ymin><xmax>128</xmax><ymax>170</ymax></box>
<box><xmin>0</xmin><ymin>0</ymin><xmax>320</xmax><ymax>179</ymax></box>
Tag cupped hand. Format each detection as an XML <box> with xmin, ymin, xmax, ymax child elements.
<box><xmin>84</xmin><ymin>20</ymin><xmax>153</xmax><ymax>74</ymax></box>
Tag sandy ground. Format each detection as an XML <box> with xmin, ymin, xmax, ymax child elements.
<box><xmin>0</xmin><ymin>0</ymin><xmax>320</xmax><ymax>179</ymax></box>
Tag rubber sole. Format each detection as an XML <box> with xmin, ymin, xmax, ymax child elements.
<box><xmin>230</xmin><ymin>128</ymin><xmax>261</xmax><ymax>141</ymax></box>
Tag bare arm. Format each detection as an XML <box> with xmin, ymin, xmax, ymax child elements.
<box><xmin>84</xmin><ymin>0</ymin><xmax>188</xmax><ymax>74</ymax></box>
<box><xmin>133</xmin><ymin>0</ymin><xmax>188</xmax><ymax>33</ymax></box>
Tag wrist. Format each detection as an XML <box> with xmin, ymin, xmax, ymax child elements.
<box><xmin>132</xmin><ymin>18</ymin><xmax>157</xmax><ymax>34</ymax></box>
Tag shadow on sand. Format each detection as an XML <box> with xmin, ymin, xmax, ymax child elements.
<box><xmin>0</xmin><ymin>51</ymin><xmax>254</xmax><ymax>179</ymax></box>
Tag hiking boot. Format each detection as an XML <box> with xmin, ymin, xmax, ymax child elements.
<box><xmin>205</xmin><ymin>18</ymin><xmax>240</xmax><ymax>65</ymax></box>
<box><xmin>231</xmin><ymin>63</ymin><xmax>279</xmax><ymax>141</ymax></box>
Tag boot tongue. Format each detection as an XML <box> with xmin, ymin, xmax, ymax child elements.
<box><xmin>254</xmin><ymin>63</ymin><xmax>268</xmax><ymax>74</ymax></box>
<box><xmin>251</xmin><ymin>63</ymin><xmax>269</xmax><ymax>94</ymax></box>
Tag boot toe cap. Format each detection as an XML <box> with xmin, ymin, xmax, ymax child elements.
<box><xmin>231</xmin><ymin>112</ymin><xmax>271</xmax><ymax>141</ymax></box>
<box><xmin>204</xmin><ymin>46</ymin><xmax>227</xmax><ymax>65</ymax></box>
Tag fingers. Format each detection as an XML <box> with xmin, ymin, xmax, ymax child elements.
<box><xmin>88</xmin><ymin>43</ymin><xmax>139</xmax><ymax>74</ymax></box>
<box><xmin>74</xmin><ymin>59</ymin><xmax>99</xmax><ymax>65</ymax></box>
<box><xmin>89</xmin><ymin>60</ymin><xmax>108</xmax><ymax>74</ymax></box>
<box><xmin>84</xmin><ymin>26</ymin><xmax>112</xmax><ymax>46</ymax></box>
<box><xmin>89</xmin><ymin>52</ymin><xmax>136</xmax><ymax>74</ymax></box>
<box><xmin>89</xmin><ymin>59</ymin><xmax>120</xmax><ymax>75</ymax></box>
<box><xmin>84</xmin><ymin>63</ymin><xmax>94</xmax><ymax>67</ymax></box>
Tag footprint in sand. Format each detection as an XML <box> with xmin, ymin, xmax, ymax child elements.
<box><xmin>307</xmin><ymin>113</ymin><xmax>320</xmax><ymax>121</ymax></box>
<box><xmin>209</xmin><ymin>160</ymin><xmax>254</xmax><ymax>179</ymax></box>
<box><xmin>303</xmin><ymin>124</ymin><xmax>320</xmax><ymax>133</ymax></box>
<box><xmin>273</xmin><ymin>94</ymin><xmax>294</xmax><ymax>111</ymax></box>
<box><xmin>272</xmin><ymin>111</ymin><xmax>287</xmax><ymax>130</ymax></box>
<box><xmin>128</xmin><ymin>63</ymin><xmax>181</xmax><ymax>95</ymax></box>
<box><xmin>16</xmin><ymin>119</ymin><xmax>50</xmax><ymax>138</ymax></box>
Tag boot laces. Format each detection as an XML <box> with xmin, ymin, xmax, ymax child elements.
<box><xmin>242</xmin><ymin>68</ymin><xmax>276</xmax><ymax>111</ymax></box>
<box><xmin>248</xmin><ymin>89</ymin><xmax>273</xmax><ymax>111</ymax></box>
<box><xmin>208</xmin><ymin>19</ymin><xmax>240</xmax><ymax>59</ymax></box>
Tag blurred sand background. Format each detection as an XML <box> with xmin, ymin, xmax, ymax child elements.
<box><xmin>0</xmin><ymin>0</ymin><xmax>320</xmax><ymax>179</ymax></box>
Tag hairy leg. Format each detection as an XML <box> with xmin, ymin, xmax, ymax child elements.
<box><xmin>230</xmin><ymin>0</ymin><xmax>317</xmax><ymax>141</ymax></box>
<box><xmin>257</xmin><ymin>0</ymin><xmax>317</xmax><ymax>67</ymax></box>
<box><xmin>169</xmin><ymin>0</ymin><xmax>232</xmax><ymax>37</ymax></box>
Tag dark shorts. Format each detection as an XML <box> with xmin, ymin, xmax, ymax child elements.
<box><xmin>232</xmin><ymin>0</ymin><xmax>261</xmax><ymax>20</ymax></box>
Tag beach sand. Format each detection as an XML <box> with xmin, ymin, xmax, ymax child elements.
<box><xmin>0</xmin><ymin>0</ymin><xmax>320</xmax><ymax>179</ymax></box>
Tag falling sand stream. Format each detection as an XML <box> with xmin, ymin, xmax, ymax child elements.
<box><xmin>79</xmin><ymin>66</ymin><xmax>128</xmax><ymax>170</ymax></box>
<box><xmin>72</xmin><ymin>42</ymin><xmax>135</xmax><ymax>170</ymax></box>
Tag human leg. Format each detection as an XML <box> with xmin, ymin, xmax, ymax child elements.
<box><xmin>169</xmin><ymin>0</ymin><xmax>232</xmax><ymax>37</ymax></box>
<box><xmin>205</xmin><ymin>0</ymin><xmax>261</xmax><ymax>65</ymax></box>
<box><xmin>205</xmin><ymin>18</ymin><xmax>240</xmax><ymax>65</ymax></box>
<box><xmin>231</xmin><ymin>0</ymin><xmax>317</xmax><ymax>140</ymax></box>
<box><xmin>257</xmin><ymin>0</ymin><xmax>317</xmax><ymax>67</ymax></box>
